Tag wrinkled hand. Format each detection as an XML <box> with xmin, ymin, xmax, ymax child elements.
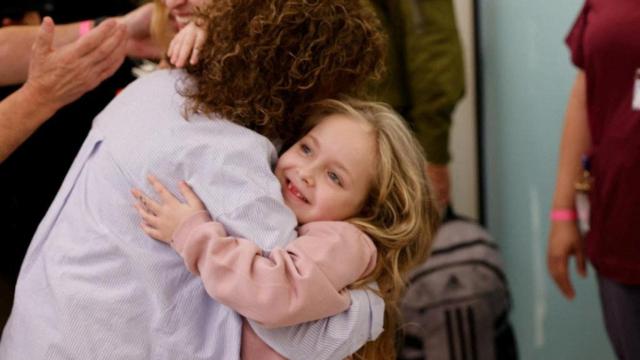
<box><xmin>131</xmin><ymin>175</ymin><xmax>207</xmax><ymax>244</ymax></box>
<box><xmin>167</xmin><ymin>21</ymin><xmax>206</xmax><ymax>67</ymax></box>
<box><xmin>24</xmin><ymin>17</ymin><xmax>127</xmax><ymax>110</ymax></box>
<box><xmin>547</xmin><ymin>220</ymin><xmax>587</xmax><ymax>299</ymax></box>
<box><xmin>425</xmin><ymin>163</ymin><xmax>451</xmax><ymax>211</ymax></box>
<box><xmin>119</xmin><ymin>3</ymin><xmax>163</xmax><ymax>59</ymax></box>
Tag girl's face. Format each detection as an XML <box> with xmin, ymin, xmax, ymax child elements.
<box><xmin>163</xmin><ymin>0</ymin><xmax>207</xmax><ymax>29</ymax></box>
<box><xmin>275</xmin><ymin>114</ymin><xmax>377</xmax><ymax>224</ymax></box>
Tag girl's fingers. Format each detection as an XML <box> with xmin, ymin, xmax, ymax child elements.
<box><xmin>140</xmin><ymin>222</ymin><xmax>164</xmax><ymax>242</ymax></box>
<box><xmin>170</xmin><ymin>28</ymin><xmax>187</xmax><ymax>58</ymax></box>
<box><xmin>190</xmin><ymin>30</ymin><xmax>205</xmax><ymax>65</ymax></box>
<box><xmin>167</xmin><ymin>33</ymin><xmax>178</xmax><ymax>59</ymax></box>
<box><xmin>179</xmin><ymin>181</ymin><xmax>205</xmax><ymax>209</ymax></box>
<box><xmin>169</xmin><ymin>31</ymin><xmax>183</xmax><ymax>65</ymax></box>
<box><xmin>177</xmin><ymin>31</ymin><xmax>196</xmax><ymax>68</ymax></box>
<box><xmin>134</xmin><ymin>202</ymin><xmax>158</xmax><ymax>226</ymax></box>
<box><xmin>189</xmin><ymin>46</ymin><xmax>199</xmax><ymax>65</ymax></box>
<box><xmin>170</xmin><ymin>41</ymin><xmax>179</xmax><ymax>65</ymax></box>
<box><xmin>131</xmin><ymin>188</ymin><xmax>161</xmax><ymax>214</ymax></box>
<box><xmin>174</xmin><ymin>37</ymin><xmax>186</xmax><ymax>67</ymax></box>
<box><xmin>147</xmin><ymin>175</ymin><xmax>178</xmax><ymax>205</ymax></box>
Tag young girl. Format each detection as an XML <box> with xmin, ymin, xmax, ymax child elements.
<box><xmin>133</xmin><ymin>98</ymin><xmax>440</xmax><ymax>359</ymax></box>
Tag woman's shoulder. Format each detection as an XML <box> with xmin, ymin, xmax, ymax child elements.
<box><xmin>120</xmin><ymin>69</ymin><xmax>185</xmax><ymax>97</ymax></box>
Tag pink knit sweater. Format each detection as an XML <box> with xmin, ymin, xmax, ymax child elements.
<box><xmin>171</xmin><ymin>211</ymin><xmax>377</xmax><ymax>359</ymax></box>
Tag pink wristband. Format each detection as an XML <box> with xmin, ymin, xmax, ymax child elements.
<box><xmin>550</xmin><ymin>209</ymin><xmax>577</xmax><ymax>221</ymax></box>
<box><xmin>78</xmin><ymin>20</ymin><xmax>92</xmax><ymax>37</ymax></box>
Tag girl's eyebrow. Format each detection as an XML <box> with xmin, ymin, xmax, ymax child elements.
<box><xmin>306</xmin><ymin>134</ymin><xmax>320</xmax><ymax>148</ymax></box>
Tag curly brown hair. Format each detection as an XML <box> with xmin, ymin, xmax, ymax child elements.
<box><xmin>182</xmin><ymin>0</ymin><xmax>386</xmax><ymax>143</ymax></box>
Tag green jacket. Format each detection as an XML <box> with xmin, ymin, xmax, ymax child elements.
<box><xmin>366</xmin><ymin>0</ymin><xmax>465</xmax><ymax>164</ymax></box>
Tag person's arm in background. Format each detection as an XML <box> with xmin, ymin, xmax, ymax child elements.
<box><xmin>117</xmin><ymin>3</ymin><xmax>161</xmax><ymax>61</ymax></box>
<box><xmin>547</xmin><ymin>71</ymin><xmax>590</xmax><ymax>299</ymax></box>
<box><xmin>400</xmin><ymin>0</ymin><xmax>465</xmax><ymax>208</ymax></box>
<box><xmin>0</xmin><ymin>17</ymin><xmax>127</xmax><ymax>163</ymax></box>
<box><xmin>0</xmin><ymin>2</ymin><xmax>156</xmax><ymax>86</ymax></box>
<box><xmin>0</xmin><ymin>21</ymin><xmax>85</xmax><ymax>86</ymax></box>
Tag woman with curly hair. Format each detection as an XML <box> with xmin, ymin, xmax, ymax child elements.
<box><xmin>0</xmin><ymin>1</ymin><xmax>386</xmax><ymax>359</ymax></box>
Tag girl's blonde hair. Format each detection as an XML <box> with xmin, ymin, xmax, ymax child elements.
<box><xmin>305</xmin><ymin>98</ymin><xmax>440</xmax><ymax>360</ymax></box>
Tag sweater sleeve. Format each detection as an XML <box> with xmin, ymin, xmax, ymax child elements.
<box><xmin>171</xmin><ymin>213</ymin><xmax>377</xmax><ymax>328</ymax></box>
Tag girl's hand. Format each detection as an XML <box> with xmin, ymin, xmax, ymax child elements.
<box><xmin>167</xmin><ymin>21</ymin><xmax>206</xmax><ymax>68</ymax></box>
<box><xmin>131</xmin><ymin>175</ymin><xmax>207</xmax><ymax>244</ymax></box>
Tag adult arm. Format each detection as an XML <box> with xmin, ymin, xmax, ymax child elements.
<box><xmin>118</xmin><ymin>3</ymin><xmax>162</xmax><ymax>60</ymax></box>
<box><xmin>0</xmin><ymin>21</ymin><xmax>83</xmax><ymax>86</ymax></box>
<box><xmin>0</xmin><ymin>17</ymin><xmax>127</xmax><ymax>163</ymax></box>
<box><xmin>170</xmin><ymin>215</ymin><xmax>377</xmax><ymax>327</ymax></box>
<box><xmin>0</xmin><ymin>3</ymin><xmax>156</xmax><ymax>86</ymax></box>
<box><xmin>547</xmin><ymin>71</ymin><xmax>590</xmax><ymax>299</ymax></box>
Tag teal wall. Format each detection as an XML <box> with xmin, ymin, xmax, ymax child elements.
<box><xmin>478</xmin><ymin>1</ymin><xmax>616</xmax><ymax>359</ymax></box>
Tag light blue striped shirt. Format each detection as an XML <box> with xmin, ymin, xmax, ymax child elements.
<box><xmin>0</xmin><ymin>70</ymin><xmax>383</xmax><ymax>359</ymax></box>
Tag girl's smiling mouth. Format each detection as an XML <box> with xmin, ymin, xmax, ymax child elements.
<box><xmin>286</xmin><ymin>179</ymin><xmax>309</xmax><ymax>204</ymax></box>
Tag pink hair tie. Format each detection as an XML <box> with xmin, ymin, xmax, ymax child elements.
<box><xmin>550</xmin><ymin>209</ymin><xmax>577</xmax><ymax>221</ymax></box>
<box><xmin>78</xmin><ymin>20</ymin><xmax>92</xmax><ymax>37</ymax></box>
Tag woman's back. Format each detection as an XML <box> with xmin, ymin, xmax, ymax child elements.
<box><xmin>0</xmin><ymin>69</ymin><xmax>298</xmax><ymax>359</ymax></box>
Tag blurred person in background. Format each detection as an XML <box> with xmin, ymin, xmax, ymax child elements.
<box><xmin>365</xmin><ymin>0</ymin><xmax>465</xmax><ymax>211</ymax></box>
<box><xmin>548</xmin><ymin>1</ymin><xmax>640</xmax><ymax>359</ymax></box>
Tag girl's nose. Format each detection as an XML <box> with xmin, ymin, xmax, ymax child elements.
<box><xmin>298</xmin><ymin>167</ymin><xmax>315</xmax><ymax>187</ymax></box>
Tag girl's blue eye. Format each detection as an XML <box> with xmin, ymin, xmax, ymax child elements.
<box><xmin>328</xmin><ymin>171</ymin><xmax>342</xmax><ymax>186</ymax></box>
<box><xmin>301</xmin><ymin>144</ymin><xmax>311</xmax><ymax>154</ymax></box>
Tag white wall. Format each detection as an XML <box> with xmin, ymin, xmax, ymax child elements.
<box><xmin>478</xmin><ymin>0</ymin><xmax>615</xmax><ymax>358</ymax></box>
<box><xmin>450</xmin><ymin>0</ymin><xmax>479</xmax><ymax>220</ymax></box>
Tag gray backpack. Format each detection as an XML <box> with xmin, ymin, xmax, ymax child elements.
<box><xmin>399</xmin><ymin>210</ymin><xmax>517</xmax><ymax>360</ymax></box>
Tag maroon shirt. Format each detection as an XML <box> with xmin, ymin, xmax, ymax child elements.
<box><xmin>566</xmin><ymin>0</ymin><xmax>640</xmax><ymax>284</ymax></box>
